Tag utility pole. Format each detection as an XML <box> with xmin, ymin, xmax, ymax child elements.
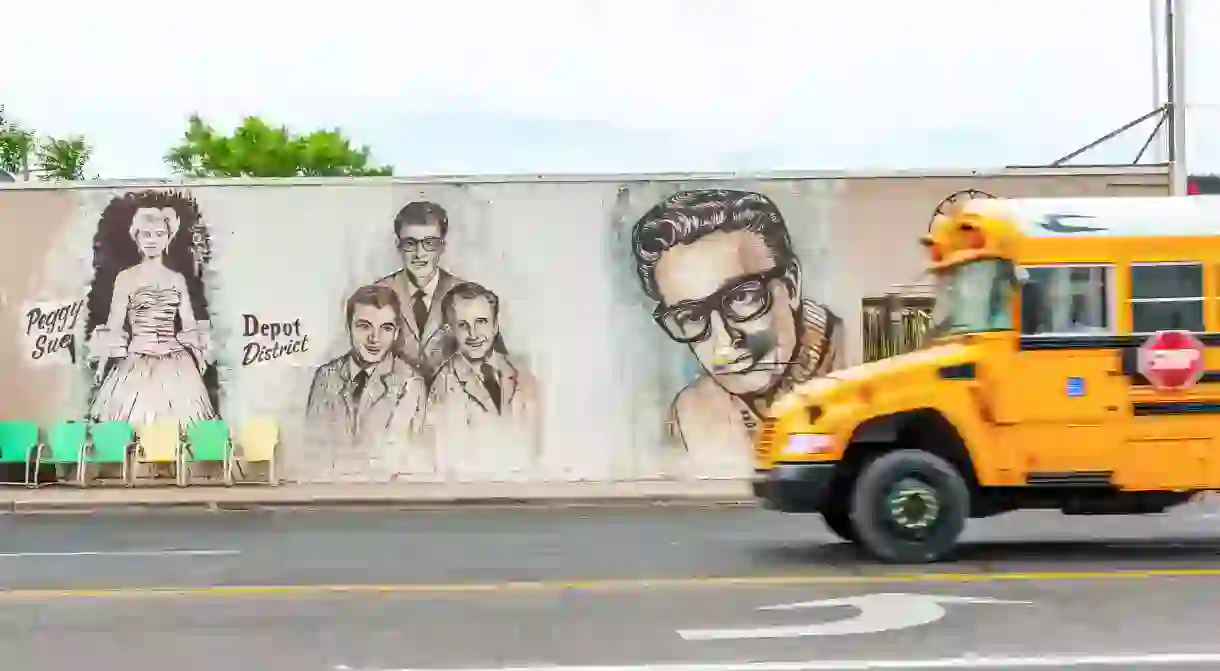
<box><xmin>1167</xmin><ymin>0</ymin><xmax>1189</xmax><ymax>195</ymax></box>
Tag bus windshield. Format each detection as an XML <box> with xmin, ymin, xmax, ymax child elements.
<box><xmin>928</xmin><ymin>259</ymin><xmax>1015</xmax><ymax>338</ymax></box>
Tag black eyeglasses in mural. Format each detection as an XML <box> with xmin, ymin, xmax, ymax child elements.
<box><xmin>653</xmin><ymin>266</ymin><xmax>789</xmax><ymax>344</ymax></box>
<box><xmin>397</xmin><ymin>236</ymin><xmax>444</xmax><ymax>253</ymax></box>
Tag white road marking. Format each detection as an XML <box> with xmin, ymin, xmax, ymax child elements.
<box><xmin>679</xmin><ymin>593</ymin><xmax>1032</xmax><ymax>641</ymax></box>
<box><xmin>349</xmin><ymin>652</ymin><xmax>1220</xmax><ymax>670</ymax></box>
<box><xmin>0</xmin><ymin>550</ymin><xmax>240</xmax><ymax>558</ymax></box>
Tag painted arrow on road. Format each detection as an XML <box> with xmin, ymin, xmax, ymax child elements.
<box><xmin>677</xmin><ymin>592</ymin><xmax>1032</xmax><ymax>641</ymax></box>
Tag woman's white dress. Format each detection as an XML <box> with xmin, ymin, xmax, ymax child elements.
<box><xmin>88</xmin><ymin>285</ymin><xmax>216</xmax><ymax>427</ymax></box>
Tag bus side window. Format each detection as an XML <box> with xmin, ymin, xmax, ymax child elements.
<box><xmin>1130</xmin><ymin>263</ymin><xmax>1204</xmax><ymax>333</ymax></box>
<box><xmin>1021</xmin><ymin>265</ymin><xmax>1112</xmax><ymax>335</ymax></box>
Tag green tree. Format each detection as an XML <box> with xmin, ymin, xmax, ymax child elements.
<box><xmin>35</xmin><ymin>135</ymin><xmax>92</xmax><ymax>181</ymax></box>
<box><xmin>0</xmin><ymin>105</ymin><xmax>35</xmax><ymax>178</ymax></box>
<box><xmin>0</xmin><ymin>105</ymin><xmax>94</xmax><ymax>180</ymax></box>
<box><xmin>164</xmin><ymin>114</ymin><xmax>393</xmax><ymax>178</ymax></box>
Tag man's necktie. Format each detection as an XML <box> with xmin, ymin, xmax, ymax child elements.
<box><xmin>480</xmin><ymin>362</ymin><xmax>502</xmax><ymax>413</ymax></box>
<box><xmin>351</xmin><ymin>368</ymin><xmax>370</xmax><ymax>408</ymax></box>
<box><xmin>412</xmin><ymin>290</ymin><xmax>429</xmax><ymax>334</ymax></box>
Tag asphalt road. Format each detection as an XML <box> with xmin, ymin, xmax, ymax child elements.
<box><xmin>2</xmin><ymin>501</ymin><xmax>1220</xmax><ymax>670</ymax></box>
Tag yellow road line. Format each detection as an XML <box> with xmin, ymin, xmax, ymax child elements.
<box><xmin>3</xmin><ymin>567</ymin><xmax>1220</xmax><ymax>601</ymax></box>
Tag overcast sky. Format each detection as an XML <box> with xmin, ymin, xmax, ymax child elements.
<box><xmin>3</xmin><ymin>0</ymin><xmax>1217</xmax><ymax>178</ymax></box>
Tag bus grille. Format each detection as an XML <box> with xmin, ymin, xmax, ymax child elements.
<box><xmin>757</xmin><ymin>419</ymin><xmax>777</xmax><ymax>462</ymax></box>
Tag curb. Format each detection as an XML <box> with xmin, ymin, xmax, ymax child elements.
<box><xmin>1</xmin><ymin>495</ymin><xmax>758</xmax><ymax>514</ymax></box>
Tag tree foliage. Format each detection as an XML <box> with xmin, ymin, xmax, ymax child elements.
<box><xmin>35</xmin><ymin>135</ymin><xmax>92</xmax><ymax>181</ymax></box>
<box><xmin>0</xmin><ymin>105</ymin><xmax>35</xmax><ymax>177</ymax></box>
<box><xmin>0</xmin><ymin>104</ymin><xmax>94</xmax><ymax>180</ymax></box>
<box><xmin>164</xmin><ymin>114</ymin><xmax>393</xmax><ymax>178</ymax></box>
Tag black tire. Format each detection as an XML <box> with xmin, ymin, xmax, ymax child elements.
<box><xmin>849</xmin><ymin>449</ymin><xmax>969</xmax><ymax>564</ymax></box>
<box><xmin>820</xmin><ymin>500</ymin><xmax>857</xmax><ymax>543</ymax></box>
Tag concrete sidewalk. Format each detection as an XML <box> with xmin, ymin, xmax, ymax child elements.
<box><xmin>0</xmin><ymin>479</ymin><xmax>755</xmax><ymax>513</ymax></box>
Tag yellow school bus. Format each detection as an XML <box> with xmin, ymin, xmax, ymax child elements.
<box><xmin>754</xmin><ymin>194</ymin><xmax>1220</xmax><ymax>563</ymax></box>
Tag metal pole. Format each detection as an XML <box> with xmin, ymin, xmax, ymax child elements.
<box><xmin>1168</xmin><ymin>0</ymin><xmax>1189</xmax><ymax>195</ymax></box>
<box><xmin>1149</xmin><ymin>0</ymin><xmax>1165</xmax><ymax>163</ymax></box>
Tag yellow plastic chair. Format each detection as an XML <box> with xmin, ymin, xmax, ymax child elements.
<box><xmin>135</xmin><ymin>421</ymin><xmax>183</xmax><ymax>487</ymax></box>
<box><xmin>235</xmin><ymin>418</ymin><xmax>280</xmax><ymax>485</ymax></box>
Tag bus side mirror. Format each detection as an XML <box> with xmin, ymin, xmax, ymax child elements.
<box><xmin>1012</xmin><ymin>265</ymin><xmax>1030</xmax><ymax>284</ymax></box>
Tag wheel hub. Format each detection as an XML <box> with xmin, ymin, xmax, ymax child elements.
<box><xmin>886</xmin><ymin>478</ymin><xmax>941</xmax><ymax>532</ymax></box>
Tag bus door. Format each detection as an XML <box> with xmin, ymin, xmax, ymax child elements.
<box><xmin>1010</xmin><ymin>264</ymin><xmax>1126</xmax><ymax>480</ymax></box>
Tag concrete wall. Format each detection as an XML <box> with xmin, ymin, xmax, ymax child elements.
<box><xmin>0</xmin><ymin>167</ymin><xmax>1169</xmax><ymax>485</ymax></box>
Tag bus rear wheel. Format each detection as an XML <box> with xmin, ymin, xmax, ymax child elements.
<box><xmin>850</xmin><ymin>449</ymin><xmax>969</xmax><ymax>564</ymax></box>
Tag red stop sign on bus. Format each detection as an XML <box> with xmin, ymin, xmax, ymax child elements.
<box><xmin>1138</xmin><ymin>330</ymin><xmax>1205</xmax><ymax>390</ymax></box>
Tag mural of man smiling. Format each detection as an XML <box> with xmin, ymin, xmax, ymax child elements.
<box><xmin>425</xmin><ymin>281</ymin><xmax>541</xmax><ymax>481</ymax></box>
<box><xmin>630</xmin><ymin>189</ymin><xmax>841</xmax><ymax>478</ymax></box>
<box><xmin>306</xmin><ymin>284</ymin><xmax>428</xmax><ymax>478</ymax></box>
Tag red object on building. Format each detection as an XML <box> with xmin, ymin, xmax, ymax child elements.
<box><xmin>1138</xmin><ymin>330</ymin><xmax>1205</xmax><ymax>390</ymax></box>
<box><xmin>1188</xmin><ymin>175</ymin><xmax>1220</xmax><ymax>195</ymax></box>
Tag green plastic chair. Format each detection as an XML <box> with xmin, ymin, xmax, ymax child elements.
<box><xmin>85</xmin><ymin>421</ymin><xmax>134</xmax><ymax>487</ymax></box>
<box><xmin>185</xmin><ymin>419</ymin><xmax>233</xmax><ymax>485</ymax></box>
<box><xmin>34</xmin><ymin>421</ymin><xmax>88</xmax><ymax>487</ymax></box>
<box><xmin>0</xmin><ymin>421</ymin><xmax>39</xmax><ymax>486</ymax></box>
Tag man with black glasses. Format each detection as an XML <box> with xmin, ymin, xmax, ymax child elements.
<box><xmin>630</xmin><ymin>189</ymin><xmax>841</xmax><ymax>477</ymax></box>
<box><xmin>375</xmin><ymin>200</ymin><xmax>467</xmax><ymax>382</ymax></box>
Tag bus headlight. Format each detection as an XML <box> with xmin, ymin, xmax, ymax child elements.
<box><xmin>781</xmin><ymin>433</ymin><xmax>834</xmax><ymax>458</ymax></box>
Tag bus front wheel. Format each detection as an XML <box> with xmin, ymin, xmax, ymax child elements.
<box><xmin>850</xmin><ymin>449</ymin><xmax>969</xmax><ymax>564</ymax></box>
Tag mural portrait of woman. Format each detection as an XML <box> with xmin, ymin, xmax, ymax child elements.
<box><xmin>83</xmin><ymin>189</ymin><xmax>219</xmax><ymax>428</ymax></box>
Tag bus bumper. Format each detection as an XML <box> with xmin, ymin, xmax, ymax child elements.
<box><xmin>752</xmin><ymin>462</ymin><xmax>838</xmax><ymax>513</ymax></box>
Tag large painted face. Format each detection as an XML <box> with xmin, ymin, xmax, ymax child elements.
<box><xmin>451</xmin><ymin>294</ymin><xmax>498</xmax><ymax>362</ymax></box>
<box><xmin>132</xmin><ymin>207</ymin><xmax>174</xmax><ymax>259</ymax></box>
<box><xmin>349</xmin><ymin>303</ymin><xmax>399</xmax><ymax>366</ymax></box>
<box><xmin>652</xmin><ymin>229</ymin><xmax>800</xmax><ymax>397</ymax></box>
<box><xmin>397</xmin><ymin>221</ymin><xmax>444</xmax><ymax>286</ymax></box>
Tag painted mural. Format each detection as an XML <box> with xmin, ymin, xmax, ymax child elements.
<box><xmin>298</xmin><ymin>200</ymin><xmax>543</xmax><ymax>482</ymax></box>
<box><xmin>84</xmin><ymin>189</ymin><xmax>218</xmax><ymax>428</ymax></box>
<box><xmin>305</xmin><ymin>283</ymin><xmax>427</xmax><ymax>465</ymax></box>
<box><xmin>629</xmin><ymin>189</ymin><xmax>841</xmax><ymax>477</ymax></box>
<box><xmin>426</xmin><ymin>281</ymin><xmax>542</xmax><ymax>481</ymax></box>
<box><xmin>373</xmin><ymin>201</ymin><xmax>464</xmax><ymax>381</ymax></box>
<box><xmin>18</xmin><ymin>173</ymin><xmax>1129</xmax><ymax>486</ymax></box>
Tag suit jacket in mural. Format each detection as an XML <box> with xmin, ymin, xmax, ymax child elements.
<box><xmin>424</xmin><ymin>350</ymin><xmax>542</xmax><ymax>480</ymax></box>
<box><xmin>373</xmin><ymin>267</ymin><xmax>464</xmax><ymax>381</ymax></box>
<box><xmin>668</xmin><ymin>299</ymin><xmax>842</xmax><ymax>479</ymax></box>
<box><xmin>305</xmin><ymin>352</ymin><xmax>428</xmax><ymax>463</ymax></box>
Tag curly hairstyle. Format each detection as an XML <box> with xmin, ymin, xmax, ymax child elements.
<box><xmin>629</xmin><ymin>189</ymin><xmax>796</xmax><ymax>302</ymax></box>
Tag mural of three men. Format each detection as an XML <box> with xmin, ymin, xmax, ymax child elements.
<box><xmin>77</xmin><ymin>186</ymin><xmax>841</xmax><ymax>482</ymax></box>
<box><xmin>305</xmin><ymin>201</ymin><xmax>543</xmax><ymax>481</ymax></box>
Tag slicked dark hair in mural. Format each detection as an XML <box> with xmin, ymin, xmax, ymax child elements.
<box><xmin>345</xmin><ymin>283</ymin><xmax>403</xmax><ymax>328</ymax></box>
<box><xmin>83</xmin><ymin>189</ymin><xmax>219</xmax><ymax>428</ymax></box>
<box><xmin>633</xmin><ymin>190</ymin><xmax>796</xmax><ymax>301</ymax></box>
<box><xmin>393</xmin><ymin>200</ymin><xmax>450</xmax><ymax>239</ymax></box>
<box><xmin>630</xmin><ymin>188</ymin><xmax>840</xmax><ymax>474</ymax></box>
